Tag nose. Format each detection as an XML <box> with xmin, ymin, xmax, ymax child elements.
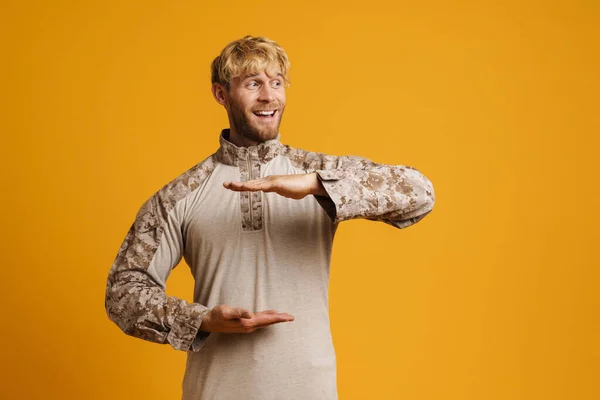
<box><xmin>257</xmin><ymin>84</ymin><xmax>275</xmax><ymax>102</ymax></box>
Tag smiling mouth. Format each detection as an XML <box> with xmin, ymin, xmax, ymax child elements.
<box><xmin>252</xmin><ymin>110</ymin><xmax>278</xmax><ymax>120</ymax></box>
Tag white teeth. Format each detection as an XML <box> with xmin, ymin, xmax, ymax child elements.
<box><xmin>255</xmin><ymin>110</ymin><xmax>275</xmax><ymax>116</ymax></box>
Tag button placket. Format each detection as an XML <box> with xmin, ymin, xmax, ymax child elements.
<box><xmin>237</xmin><ymin>148</ymin><xmax>263</xmax><ymax>232</ymax></box>
<box><xmin>237</xmin><ymin>149</ymin><xmax>253</xmax><ymax>232</ymax></box>
<box><xmin>249</xmin><ymin>150</ymin><xmax>263</xmax><ymax>231</ymax></box>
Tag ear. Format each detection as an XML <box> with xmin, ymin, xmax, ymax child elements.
<box><xmin>212</xmin><ymin>83</ymin><xmax>228</xmax><ymax>106</ymax></box>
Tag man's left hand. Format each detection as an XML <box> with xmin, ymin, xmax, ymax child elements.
<box><xmin>223</xmin><ymin>172</ymin><xmax>328</xmax><ymax>200</ymax></box>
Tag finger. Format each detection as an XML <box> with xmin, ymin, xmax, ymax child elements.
<box><xmin>224</xmin><ymin>180</ymin><xmax>271</xmax><ymax>192</ymax></box>
<box><xmin>224</xmin><ymin>179</ymin><xmax>267</xmax><ymax>188</ymax></box>
<box><xmin>223</xmin><ymin>177</ymin><xmax>280</xmax><ymax>192</ymax></box>
<box><xmin>252</xmin><ymin>317</ymin><xmax>296</xmax><ymax>330</ymax></box>
<box><xmin>256</xmin><ymin>310</ymin><xmax>294</xmax><ymax>320</ymax></box>
<box><xmin>252</xmin><ymin>321</ymin><xmax>290</xmax><ymax>330</ymax></box>
<box><xmin>252</xmin><ymin>312</ymin><xmax>295</xmax><ymax>325</ymax></box>
<box><xmin>228</xmin><ymin>313</ymin><xmax>294</xmax><ymax>333</ymax></box>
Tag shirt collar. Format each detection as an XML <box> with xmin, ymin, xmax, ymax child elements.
<box><xmin>215</xmin><ymin>128</ymin><xmax>285</xmax><ymax>166</ymax></box>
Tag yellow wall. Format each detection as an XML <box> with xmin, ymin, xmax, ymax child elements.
<box><xmin>1</xmin><ymin>1</ymin><xmax>598</xmax><ymax>399</ymax></box>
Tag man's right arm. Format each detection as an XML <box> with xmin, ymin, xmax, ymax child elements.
<box><xmin>105</xmin><ymin>193</ymin><xmax>212</xmax><ymax>352</ymax></box>
<box><xmin>105</xmin><ymin>192</ymin><xmax>295</xmax><ymax>352</ymax></box>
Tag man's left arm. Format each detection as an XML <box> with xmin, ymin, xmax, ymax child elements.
<box><xmin>311</xmin><ymin>154</ymin><xmax>435</xmax><ymax>229</ymax></box>
<box><xmin>222</xmin><ymin>154</ymin><xmax>435</xmax><ymax>230</ymax></box>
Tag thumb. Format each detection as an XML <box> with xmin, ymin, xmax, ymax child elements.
<box><xmin>222</xmin><ymin>306</ymin><xmax>253</xmax><ymax>320</ymax></box>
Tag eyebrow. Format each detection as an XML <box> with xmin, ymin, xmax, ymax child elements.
<box><xmin>242</xmin><ymin>72</ymin><xmax>284</xmax><ymax>80</ymax></box>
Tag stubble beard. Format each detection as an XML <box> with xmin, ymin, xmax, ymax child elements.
<box><xmin>230</xmin><ymin>101</ymin><xmax>284</xmax><ymax>143</ymax></box>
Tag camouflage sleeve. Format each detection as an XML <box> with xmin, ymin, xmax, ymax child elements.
<box><xmin>312</xmin><ymin>154</ymin><xmax>435</xmax><ymax>229</ymax></box>
<box><xmin>105</xmin><ymin>193</ymin><xmax>211</xmax><ymax>352</ymax></box>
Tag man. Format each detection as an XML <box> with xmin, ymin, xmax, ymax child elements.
<box><xmin>105</xmin><ymin>35</ymin><xmax>435</xmax><ymax>400</ymax></box>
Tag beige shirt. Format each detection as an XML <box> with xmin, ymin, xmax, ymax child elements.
<box><xmin>105</xmin><ymin>129</ymin><xmax>435</xmax><ymax>400</ymax></box>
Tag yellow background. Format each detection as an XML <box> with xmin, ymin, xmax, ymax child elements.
<box><xmin>1</xmin><ymin>1</ymin><xmax>598</xmax><ymax>399</ymax></box>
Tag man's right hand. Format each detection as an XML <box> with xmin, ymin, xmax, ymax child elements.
<box><xmin>198</xmin><ymin>304</ymin><xmax>295</xmax><ymax>333</ymax></box>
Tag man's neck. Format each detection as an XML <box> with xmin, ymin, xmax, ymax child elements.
<box><xmin>227</xmin><ymin>128</ymin><xmax>264</xmax><ymax>148</ymax></box>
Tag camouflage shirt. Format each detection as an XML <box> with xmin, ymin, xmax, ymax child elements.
<box><xmin>105</xmin><ymin>128</ymin><xmax>435</xmax><ymax>400</ymax></box>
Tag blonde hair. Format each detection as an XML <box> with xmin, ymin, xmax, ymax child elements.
<box><xmin>211</xmin><ymin>35</ymin><xmax>291</xmax><ymax>89</ymax></box>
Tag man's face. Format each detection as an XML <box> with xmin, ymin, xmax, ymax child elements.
<box><xmin>222</xmin><ymin>68</ymin><xmax>286</xmax><ymax>143</ymax></box>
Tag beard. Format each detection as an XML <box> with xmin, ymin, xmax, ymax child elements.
<box><xmin>229</xmin><ymin>100</ymin><xmax>284</xmax><ymax>143</ymax></box>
